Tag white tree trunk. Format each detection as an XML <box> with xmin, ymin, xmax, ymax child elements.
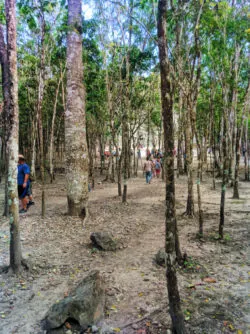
<box><xmin>6</xmin><ymin>0</ymin><xmax>22</xmax><ymax>273</ymax></box>
<box><xmin>65</xmin><ymin>0</ymin><xmax>88</xmax><ymax>217</ymax></box>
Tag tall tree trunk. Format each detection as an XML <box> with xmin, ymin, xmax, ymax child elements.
<box><xmin>157</xmin><ymin>1</ymin><xmax>185</xmax><ymax>333</ymax></box>
<box><xmin>185</xmin><ymin>108</ymin><xmax>194</xmax><ymax>216</ymax></box>
<box><xmin>233</xmin><ymin>82</ymin><xmax>250</xmax><ymax>197</ymax></box>
<box><xmin>122</xmin><ymin>0</ymin><xmax>133</xmax><ymax>203</ymax></box>
<box><xmin>6</xmin><ymin>0</ymin><xmax>22</xmax><ymax>273</ymax></box>
<box><xmin>49</xmin><ymin>67</ymin><xmax>64</xmax><ymax>183</ymax></box>
<box><xmin>0</xmin><ymin>25</ymin><xmax>10</xmax><ymax>217</ymax></box>
<box><xmin>195</xmin><ymin>134</ymin><xmax>204</xmax><ymax>237</ymax></box>
<box><xmin>244</xmin><ymin>117</ymin><xmax>249</xmax><ymax>181</ymax></box>
<box><xmin>65</xmin><ymin>0</ymin><xmax>88</xmax><ymax>217</ymax></box>
<box><xmin>219</xmin><ymin>86</ymin><xmax>230</xmax><ymax>239</ymax></box>
<box><xmin>37</xmin><ymin>8</ymin><xmax>46</xmax><ymax>217</ymax></box>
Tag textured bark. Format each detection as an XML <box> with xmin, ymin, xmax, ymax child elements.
<box><xmin>233</xmin><ymin>82</ymin><xmax>250</xmax><ymax>198</ymax></box>
<box><xmin>195</xmin><ymin>134</ymin><xmax>204</xmax><ymax>237</ymax></box>
<box><xmin>157</xmin><ymin>1</ymin><xmax>186</xmax><ymax>333</ymax></box>
<box><xmin>6</xmin><ymin>0</ymin><xmax>22</xmax><ymax>273</ymax></box>
<box><xmin>219</xmin><ymin>86</ymin><xmax>230</xmax><ymax>239</ymax></box>
<box><xmin>49</xmin><ymin>68</ymin><xmax>64</xmax><ymax>183</ymax></box>
<box><xmin>117</xmin><ymin>146</ymin><xmax>122</xmax><ymax>196</ymax></box>
<box><xmin>0</xmin><ymin>25</ymin><xmax>10</xmax><ymax>217</ymax></box>
<box><xmin>244</xmin><ymin>118</ymin><xmax>249</xmax><ymax>181</ymax></box>
<box><xmin>37</xmin><ymin>9</ymin><xmax>46</xmax><ymax>217</ymax></box>
<box><xmin>185</xmin><ymin>109</ymin><xmax>194</xmax><ymax>217</ymax></box>
<box><xmin>65</xmin><ymin>0</ymin><xmax>88</xmax><ymax>217</ymax></box>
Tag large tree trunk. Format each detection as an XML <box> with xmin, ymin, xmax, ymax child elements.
<box><xmin>157</xmin><ymin>1</ymin><xmax>185</xmax><ymax>333</ymax></box>
<box><xmin>0</xmin><ymin>25</ymin><xmax>10</xmax><ymax>217</ymax></box>
<box><xmin>65</xmin><ymin>0</ymin><xmax>88</xmax><ymax>217</ymax></box>
<box><xmin>6</xmin><ymin>0</ymin><xmax>22</xmax><ymax>273</ymax></box>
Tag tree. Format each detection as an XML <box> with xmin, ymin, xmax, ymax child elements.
<box><xmin>157</xmin><ymin>0</ymin><xmax>185</xmax><ymax>333</ymax></box>
<box><xmin>5</xmin><ymin>0</ymin><xmax>22</xmax><ymax>273</ymax></box>
<box><xmin>65</xmin><ymin>0</ymin><xmax>88</xmax><ymax>217</ymax></box>
<box><xmin>0</xmin><ymin>24</ymin><xmax>9</xmax><ymax>217</ymax></box>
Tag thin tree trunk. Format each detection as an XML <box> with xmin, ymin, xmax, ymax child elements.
<box><xmin>157</xmin><ymin>1</ymin><xmax>185</xmax><ymax>333</ymax></box>
<box><xmin>195</xmin><ymin>134</ymin><xmax>204</xmax><ymax>237</ymax></box>
<box><xmin>49</xmin><ymin>67</ymin><xmax>64</xmax><ymax>183</ymax></box>
<box><xmin>245</xmin><ymin>117</ymin><xmax>249</xmax><ymax>181</ymax></box>
<box><xmin>37</xmin><ymin>8</ymin><xmax>46</xmax><ymax>217</ymax></box>
<box><xmin>6</xmin><ymin>0</ymin><xmax>22</xmax><ymax>273</ymax></box>
<box><xmin>233</xmin><ymin>82</ymin><xmax>250</xmax><ymax>197</ymax></box>
<box><xmin>185</xmin><ymin>108</ymin><xmax>194</xmax><ymax>216</ymax></box>
<box><xmin>0</xmin><ymin>25</ymin><xmax>10</xmax><ymax>217</ymax></box>
<box><xmin>117</xmin><ymin>149</ymin><xmax>122</xmax><ymax>196</ymax></box>
<box><xmin>65</xmin><ymin>0</ymin><xmax>89</xmax><ymax>217</ymax></box>
<box><xmin>219</xmin><ymin>86</ymin><xmax>230</xmax><ymax>239</ymax></box>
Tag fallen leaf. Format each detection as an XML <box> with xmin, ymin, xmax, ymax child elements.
<box><xmin>146</xmin><ymin>321</ymin><xmax>151</xmax><ymax>327</ymax></box>
<box><xmin>237</xmin><ymin>330</ymin><xmax>243</xmax><ymax>334</ymax></box>
<box><xmin>228</xmin><ymin>324</ymin><xmax>235</xmax><ymax>331</ymax></box>
<box><xmin>113</xmin><ymin>328</ymin><xmax>121</xmax><ymax>332</ymax></box>
<box><xmin>110</xmin><ymin>305</ymin><xmax>117</xmax><ymax>311</ymax></box>
<box><xmin>138</xmin><ymin>292</ymin><xmax>144</xmax><ymax>297</ymax></box>
<box><xmin>203</xmin><ymin>277</ymin><xmax>216</xmax><ymax>283</ymax></box>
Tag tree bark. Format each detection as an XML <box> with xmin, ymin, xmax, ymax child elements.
<box><xmin>6</xmin><ymin>0</ymin><xmax>22</xmax><ymax>273</ymax></box>
<box><xmin>0</xmin><ymin>25</ymin><xmax>10</xmax><ymax>217</ymax></box>
<box><xmin>37</xmin><ymin>7</ymin><xmax>46</xmax><ymax>217</ymax></box>
<box><xmin>185</xmin><ymin>108</ymin><xmax>194</xmax><ymax>216</ymax></box>
<box><xmin>157</xmin><ymin>1</ymin><xmax>186</xmax><ymax>333</ymax></box>
<box><xmin>219</xmin><ymin>85</ymin><xmax>230</xmax><ymax>239</ymax></box>
<box><xmin>49</xmin><ymin>67</ymin><xmax>64</xmax><ymax>183</ymax></box>
<box><xmin>233</xmin><ymin>82</ymin><xmax>250</xmax><ymax>197</ymax></box>
<box><xmin>65</xmin><ymin>0</ymin><xmax>89</xmax><ymax>217</ymax></box>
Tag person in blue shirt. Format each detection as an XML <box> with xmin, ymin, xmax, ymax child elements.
<box><xmin>18</xmin><ymin>154</ymin><xmax>31</xmax><ymax>213</ymax></box>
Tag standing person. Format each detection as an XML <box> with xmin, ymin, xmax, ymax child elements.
<box><xmin>144</xmin><ymin>156</ymin><xmax>153</xmax><ymax>184</ymax></box>
<box><xmin>17</xmin><ymin>154</ymin><xmax>30</xmax><ymax>213</ymax></box>
<box><xmin>155</xmin><ymin>158</ymin><xmax>161</xmax><ymax>178</ymax></box>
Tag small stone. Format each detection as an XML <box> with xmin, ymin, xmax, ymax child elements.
<box><xmin>154</xmin><ymin>249</ymin><xmax>166</xmax><ymax>267</ymax></box>
<box><xmin>132</xmin><ymin>324</ymin><xmax>139</xmax><ymax>329</ymax></box>
<box><xmin>65</xmin><ymin>331</ymin><xmax>72</xmax><ymax>334</ymax></box>
<box><xmin>92</xmin><ymin>325</ymin><xmax>99</xmax><ymax>333</ymax></box>
<box><xmin>90</xmin><ymin>232</ymin><xmax>118</xmax><ymax>251</ymax></box>
<box><xmin>166</xmin><ymin>330</ymin><xmax>172</xmax><ymax>334</ymax></box>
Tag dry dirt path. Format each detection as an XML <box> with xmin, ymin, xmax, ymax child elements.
<box><xmin>0</xmin><ymin>171</ymin><xmax>249</xmax><ymax>334</ymax></box>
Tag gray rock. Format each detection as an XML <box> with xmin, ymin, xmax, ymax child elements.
<box><xmin>90</xmin><ymin>232</ymin><xmax>117</xmax><ymax>251</ymax></box>
<box><xmin>43</xmin><ymin>271</ymin><xmax>105</xmax><ymax>330</ymax></box>
<box><xmin>92</xmin><ymin>325</ymin><xmax>99</xmax><ymax>333</ymax></box>
<box><xmin>154</xmin><ymin>248</ymin><xmax>166</xmax><ymax>267</ymax></box>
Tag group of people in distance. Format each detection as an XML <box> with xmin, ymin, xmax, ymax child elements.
<box><xmin>143</xmin><ymin>148</ymin><xmax>163</xmax><ymax>184</ymax></box>
<box><xmin>17</xmin><ymin>154</ymin><xmax>34</xmax><ymax>213</ymax></box>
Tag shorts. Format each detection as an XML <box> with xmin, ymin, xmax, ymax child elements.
<box><xmin>18</xmin><ymin>185</ymin><xmax>28</xmax><ymax>199</ymax></box>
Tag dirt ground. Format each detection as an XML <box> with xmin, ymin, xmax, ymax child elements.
<box><xmin>0</xmin><ymin>165</ymin><xmax>249</xmax><ymax>334</ymax></box>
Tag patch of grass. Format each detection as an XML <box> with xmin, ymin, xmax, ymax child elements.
<box><xmin>182</xmin><ymin>256</ymin><xmax>206</xmax><ymax>274</ymax></box>
<box><xmin>184</xmin><ymin>309</ymin><xmax>192</xmax><ymax>321</ymax></box>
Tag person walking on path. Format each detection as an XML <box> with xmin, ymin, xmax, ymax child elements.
<box><xmin>18</xmin><ymin>154</ymin><xmax>31</xmax><ymax>213</ymax></box>
<box><xmin>144</xmin><ymin>156</ymin><xmax>153</xmax><ymax>184</ymax></box>
<box><xmin>155</xmin><ymin>158</ymin><xmax>161</xmax><ymax>178</ymax></box>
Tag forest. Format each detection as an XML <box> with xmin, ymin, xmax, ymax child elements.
<box><xmin>0</xmin><ymin>0</ymin><xmax>249</xmax><ymax>333</ymax></box>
